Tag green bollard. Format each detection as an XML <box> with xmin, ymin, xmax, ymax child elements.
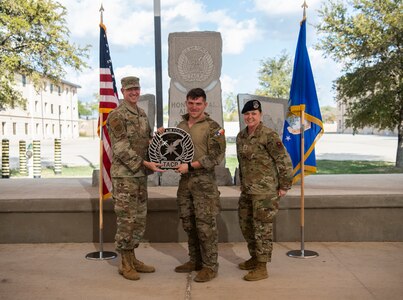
<box><xmin>1</xmin><ymin>139</ymin><xmax>10</xmax><ymax>178</ymax></box>
<box><xmin>19</xmin><ymin>140</ymin><xmax>27</xmax><ymax>176</ymax></box>
<box><xmin>33</xmin><ymin>140</ymin><xmax>41</xmax><ymax>179</ymax></box>
<box><xmin>54</xmin><ymin>138</ymin><xmax>62</xmax><ymax>175</ymax></box>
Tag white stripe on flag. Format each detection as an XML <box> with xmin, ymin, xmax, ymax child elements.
<box><xmin>102</xmin><ymin>165</ymin><xmax>113</xmax><ymax>195</ymax></box>
<box><xmin>100</xmin><ymin>68</ymin><xmax>112</xmax><ymax>75</ymax></box>
<box><xmin>100</xmin><ymin>81</ymin><xmax>114</xmax><ymax>89</ymax></box>
<box><xmin>100</xmin><ymin>95</ymin><xmax>119</xmax><ymax>103</ymax></box>
<box><xmin>104</xmin><ymin>140</ymin><xmax>113</xmax><ymax>162</ymax></box>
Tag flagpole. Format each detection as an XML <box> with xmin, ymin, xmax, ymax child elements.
<box><xmin>154</xmin><ymin>0</ymin><xmax>163</xmax><ymax>128</ymax></box>
<box><xmin>287</xmin><ymin>1</ymin><xmax>318</xmax><ymax>259</ymax></box>
<box><xmin>86</xmin><ymin>4</ymin><xmax>117</xmax><ymax>260</ymax></box>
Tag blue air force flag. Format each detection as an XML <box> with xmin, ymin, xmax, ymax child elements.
<box><xmin>282</xmin><ymin>18</ymin><xmax>324</xmax><ymax>184</ymax></box>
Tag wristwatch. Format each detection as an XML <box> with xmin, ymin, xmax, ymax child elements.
<box><xmin>187</xmin><ymin>162</ymin><xmax>194</xmax><ymax>171</ymax></box>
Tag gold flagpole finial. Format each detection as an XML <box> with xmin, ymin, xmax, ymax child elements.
<box><xmin>99</xmin><ymin>4</ymin><xmax>104</xmax><ymax>24</ymax></box>
<box><xmin>302</xmin><ymin>1</ymin><xmax>308</xmax><ymax>19</ymax></box>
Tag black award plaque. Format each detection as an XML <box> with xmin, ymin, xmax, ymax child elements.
<box><xmin>149</xmin><ymin>127</ymin><xmax>194</xmax><ymax>169</ymax></box>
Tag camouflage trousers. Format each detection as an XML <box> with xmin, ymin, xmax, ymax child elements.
<box><xmin>238</xmin><ymin>192</ymin><xmax>280</xmax><ymax>262</ymax></box>
<box><xmin>177</xmin><ymin>172</ymin><xmax>221</xmax><ymax>272</ymax></box>
<box><xmin>112</xmin><ymin>176</ymin><xmax>148</xmax><ymax>252</ymax></box>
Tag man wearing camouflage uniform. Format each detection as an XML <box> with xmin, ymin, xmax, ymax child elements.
<box><xmin>236</xmin><ymin>99</ymin><xmax>293</xmax><ymax>281</ymax></box>
<box><xmin>173</xmin><ymin>88</ymin><xmax>226</xmax><ymax>282</ymax></box>
<box><xmin>107</xmin><ymin>76</ymin><xmax>163</xmax><ymax>280</ymax></box>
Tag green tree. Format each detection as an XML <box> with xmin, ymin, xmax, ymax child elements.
<box><xmin>78</xmin><ymin>100</ymin><xmax>92</xmax><ymax>119</ymax></box>
<box><xmin>0</xmin><ymin>0</ymin><xmax>89</xmax><ymax>110</ymax></box>
<box><xmin>255</xmin><ymin>50</ymin><xmax>292</xmax><ymax>99</ymax></box>
<box><xmin>315</xmin><ymin>0</ymin><xmax>403</xmax><ymax>167</ymax></box>
<box><xmin>321</xmin><ymin>105</ymin><xmax>337</xmax><ymax>123</ymax></box>
<box><xmin>223</xmin><ymin>92</ymin><xmax>238</xmax><ymax>122</ymax></box>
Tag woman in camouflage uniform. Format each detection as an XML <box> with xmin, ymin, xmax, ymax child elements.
<box><xmin>236</xmin><ymin>99</ymin><xmax>293</xmax><ymax>281</ymax></box>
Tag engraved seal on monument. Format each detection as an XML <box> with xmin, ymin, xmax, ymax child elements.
<box><xmin>149</xmin><ymin>128</ymin><xmax>194</xmax><ymax>169</ymax></box>
<box><xmin>177</xmin><ymin>45</ymin><xmax>214</xmax><ymax>83</ymax></box>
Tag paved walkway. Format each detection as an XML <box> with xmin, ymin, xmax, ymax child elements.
<box><xmin>1</xmin><ymin>242</ymin><xmax>402</xmax><ymax>300</ymax></box>
<box><xmin>1</xmin><ymin>134</ymin><xmax>401</xmax><ymax>299</ymax></box>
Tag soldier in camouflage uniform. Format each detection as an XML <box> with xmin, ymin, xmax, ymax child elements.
<box><xmin>107</xmin><ymin>76</ymin><xmax>163</xmax><ymax>281</ymax></box>
<box><xmin>236</xmin><ymin>99</ymin><xmax>293</xmax><ymax>281</ymax></box>
<box><xmin>173</xmin><ymin>88</ymin><xmax>226</xmax><ymax>282</ymax></box>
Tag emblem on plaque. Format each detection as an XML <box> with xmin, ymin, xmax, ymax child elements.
<box><xmin>149</xmin><ymin>127</ymin><xmax>194</xmax><ymax>169</ymax></box>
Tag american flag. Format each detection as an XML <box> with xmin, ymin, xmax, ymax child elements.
<box><xmin>98</xmin><ymin>23</ymin><xmax>119</xmax><ymax>200</ymax></box>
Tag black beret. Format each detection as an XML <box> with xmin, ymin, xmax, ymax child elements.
<box><xmin>241</xmin><ymin>100</ymin><xmax>262</xmax><ymax>114</ymax></box>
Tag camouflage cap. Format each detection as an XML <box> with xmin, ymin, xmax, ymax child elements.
<box><xmin>121</xmin><ymin>76</ymin><xmax>140</xmax><ymax>89</ymax></box>
<box><xmin>241</xmin><ymin>99</ymin><xmax>262</xmax><ymax>114</ymax></box>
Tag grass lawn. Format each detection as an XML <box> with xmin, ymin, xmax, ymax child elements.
<box><xmin>225</xmin><ymin>156</ymin><xmax>402</xmax><ymax>177</ymax></box>
<box><xmin>6</xmin><ymin>158</ymin><xmax>403</xmax><ymax>178</ymax></box>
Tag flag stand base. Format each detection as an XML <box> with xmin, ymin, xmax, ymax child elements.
<box><xmin>287</xmin><ymin>250</ymin><xmax>318</xmax><ymax>259</ymax></box>
<box><xmin>86</xmin><ymin>251</ymin><xmax>117</xmax><ymax>260</ymax></box>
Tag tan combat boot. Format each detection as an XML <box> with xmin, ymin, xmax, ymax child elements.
<box><xmin>238</xmin><ymin>257</ymin><xmax>257</xmax><ymax>270</ymax></box>
<box><xmin>243</xmin><ymin>262</ymin><xmax>268</xmax><ymax>281</ymax></box>
<box><xmin>132</xmin><ymin>251</ymin><xmax>155</xmax><ymax>273</ymax></box>
<box><xmin>193</xmin><ymin>267</ymin><xmax>217</xmax><ymax>282</ymax></box>
<box><xmin>174</xmin><ymin>261</ymin><xmax>203</xmax><ymax>273</ymax></box>
<box><xmin>119</xmin><ymin>250</ymin><xmax>140</xmax><ymax>280</ymax></box>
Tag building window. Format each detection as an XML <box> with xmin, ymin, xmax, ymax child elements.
<box><xmin>25</xmin><ymin>123</ymin><xmax>29</xmax><ymax>135</ymax></box>
<box><xmin>13</xmin><ymin>123</ymin><xmax>17</xmax><ymax>135</ymax></box>
<box><xmin>35</xmin><ymin>101</ymin><xmax>39</xmax><ymax>112</ymax></box>
<box><xmin>45</xmin><ymin>124</ymin><xmax>49</xmax><ymax>135</ymax></box>
<box><xmin>43</xmin><ymin>82</ymin><xmax>47</xmax><ymax>91</ymax></box>
<box><xmin>51</xmin><ymin>104</ymin><xmax>54</xmax><ymax>114</ymax></box>
<box><xmin>50</xmin><ymin>84</ymin><xmax>54</xmax><ymax>93</ymax></box>
<box><xmin>36</xmin><ymin>123</ymin><xmax>40</xmax><ymax>134</ymax></box>
<box><xmin>58</xmin><ymin>86</ymin><xmax>62</xmax><ymax>95</ymax></box>
<box><xmin>44</xmin><ymin>102</ymin><xmax>48</xmax><ymax>113</ymax></box>
<box><xmin>22</xmin><ymin>75</ymin><xmax>27</xmax><ymax>87</ymax></box>
<box><xmin>52</xmin><ymin>124</ymin><xmax>55</xmax><ymax>134</ymax></box>
<box><xmin>1</xmin><ymin>122</ymin><xmax>5</xmax><ymax>135</ymax></box>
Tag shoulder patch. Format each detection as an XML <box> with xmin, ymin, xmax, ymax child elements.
<box><xmin>109</xmin><ymin>116</ymin><xmax>125</xmax><ymax>137</ymax></box>
<box><xmin>215</xmin><ymin>128</ymin><xmax>225</xmax><ymax>136</ymax></box>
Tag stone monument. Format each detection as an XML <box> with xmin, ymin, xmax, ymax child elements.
<box><xmin>167</xmin><ymin>31</ymin><xmax>223</xmax><ymax>127</ymax></box>
<box><xmin>137</xmin><ymin>93</ymin><xmax>156</xmax><ymax>130</ymax></box>
<box><xmin>237</xmin><ymin>94</ymin><xmax>288</xmax><ymax>138</ymax></box>
<box><xmin>162</xmin><ymin>31</ymin><xmax>232</xmax><ymax>186</ymax></box>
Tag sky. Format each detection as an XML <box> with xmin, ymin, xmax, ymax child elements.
<box><xmin>60</xmin><ymin>0</ymin><xmax>342</xmax><ymax>108</ymax></box>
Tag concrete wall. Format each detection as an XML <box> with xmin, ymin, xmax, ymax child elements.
<box><xmin>1</xmin><ymin>179</ymin><xmax>403</xmax><ymax>243</ymax></box>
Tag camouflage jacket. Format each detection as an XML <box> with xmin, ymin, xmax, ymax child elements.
<box><xmin>236</xmin><ymin>122</ymin><xmax>293</xmax><ymax>194</ymax></box>
<box><xmin>177</xmin><ymin>113</ymin><xmax>226</xmax><ymax>172</ymax></box>
<box><xmin>106</xmin><ymin>100</ymin><xmax>152</xmax><ymax>177</ymax></box>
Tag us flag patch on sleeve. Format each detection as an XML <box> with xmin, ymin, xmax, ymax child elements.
<box><xmin>215</xmin><ymin>128</ymin><xmax>225</xmax><ymax>136</ymax></box>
